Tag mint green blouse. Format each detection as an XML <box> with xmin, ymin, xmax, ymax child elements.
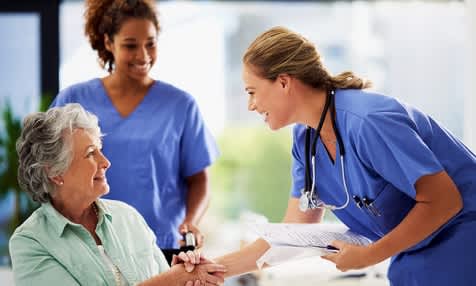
<box><xmin>9</xmin><ymin>199</ymin><xmax>170</xmax><ymax>286</ymax></box>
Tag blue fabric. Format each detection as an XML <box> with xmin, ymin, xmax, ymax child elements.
<box><xmin>290</xmin><ymin>89</ymin><xmax>476</xmax><ymax>285</ymax></box>
<box><xmin>51</xmin><ymin>78</ymin><xmax>219</xmax><ymax>248</ymax></box>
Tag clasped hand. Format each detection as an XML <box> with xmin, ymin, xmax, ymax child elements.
<box><xmin>171</xmin><ymin>250</ymin><xmax>226</xmax><ymax>286</ymax></box>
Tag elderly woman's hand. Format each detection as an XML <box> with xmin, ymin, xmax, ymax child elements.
<box><xmin>169</xmin><ymin>260</ymin><xmax>226</xmax><ymax>286</ymax></box>
<box><xmin>172</xmin><ymin>250</ymin><xmax>202</xmax><ymax>272</ymax></box>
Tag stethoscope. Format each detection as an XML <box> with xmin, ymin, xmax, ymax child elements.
<box><xmin>299</xmin><ymin>89</ymin><xmax>351</xmax><ymax>212</ymax></box>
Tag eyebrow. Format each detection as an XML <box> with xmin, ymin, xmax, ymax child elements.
<box><xmin>122</xmin><ymin>37</ymin><xmax>156</xmax><ymax>42</ymax></box>
<box><xmin>84</xmin><ymin>144</ymin><xmax>96</xmax><ymax>153</ymax></box>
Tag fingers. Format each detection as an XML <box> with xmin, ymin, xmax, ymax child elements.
<box><xmin>178</xmin><ymin>250</ymin><xmax>201</xmax><ymax>264</ymax></box>
<box><xmin>195</xmin><ymin>233</ymin><xmax>204</xmax><ymax>248</ymax></box>
<box><xmin>178</xmin><ymin>250</ymin><xmax>202</xmax><ymax>272</ymax></box>
<box><xmin>203</xmin><ymin>263</ymin><xmax>227</xmax><ymax>273</ymax></box>
<box><xmin>204</xmin><ymin>272</ymin><xmax>225</xmax><ymax>286</ymax></box>
<box><xmin>199</xmin><ymin>256</ymin><xmax>215</xmax><ymax>264</ymax></box>
<box><xmin>184</xmin><ymin>262</ymin><xmax>195</xmax><ymax>273</ymax></box>
<box><xmin>330</xmin><ymin>240</ymin><xmax>345</xmax><ymax>250</ymax></box>
<box><xmin>171</xmin><ymin>254</ymin><xmax>178</xmax><ymax>266</ymax></box>
<box><xmin>188</xmin><ymin>250</ymin><xmax>200</xmax><ymax>264</ymax></box>
<box><xmin>179</xmin><ymin>223</ymin><xmax>204</xmax><ymax>248</ymax></box>
<box><xmin>178</xmin><ymin>252</ymin><xmax>191</xmax><ymax>263</ymax></box>
<box><xmin>179</xmin><ymin>223</ymin><xmax>189</xmax><ymax>234</ymax></box>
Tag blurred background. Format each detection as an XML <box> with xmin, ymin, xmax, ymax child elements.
<box><xmin>1</xmin><ymin>0</ymin><xmax>475</xmax><ymax>285</ymax></box>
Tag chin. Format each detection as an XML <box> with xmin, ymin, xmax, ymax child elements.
<box><xmin>101</xmin><ymin>185</ymin><xmax>110</xmax><ymax>196</ymax></box>
<box><xmin>267</xmin><ymin>120</ymin><xmax>286</xmax><ymax>131</ymax></box>
<box><xmin>130</xmin><ymin>73</ymin><xmax>149</xmax><ymax>81</ymax></box>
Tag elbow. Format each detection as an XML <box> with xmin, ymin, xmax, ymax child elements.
<box><xmin>452</xmin><ymin>192</ymin><xmax>463</xmax><ymax>216</ymax></box>
<box><xmin>446</xmin><ymin>188</ymin><xmax>463</xmax><ymax>219</ymax></box>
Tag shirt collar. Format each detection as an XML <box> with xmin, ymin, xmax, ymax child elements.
<box><xmin>42</xmin><ymin>199</ymin><xmax>113</xmax><ymax>237</ymax></box>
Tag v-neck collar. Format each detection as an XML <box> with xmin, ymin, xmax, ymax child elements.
<box><xmin>96</xmin><ymin>78</ymin><xmax>156</xmax><ymax>120</ymax></box>
<box><xmin>318</xmin><ymin>138</ymin><xmax>340</xmax><ymax>167</ymax></box>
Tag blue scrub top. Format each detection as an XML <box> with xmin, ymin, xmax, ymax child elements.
<box><xmin>51</xmin><ymin>78</ymin><xmax>219</xmax><ymax>248</ymax></box>
<box><xmin>290</xmin><ymin>89</ymin><xmax>476</xmax><ymax>285</ymax></box>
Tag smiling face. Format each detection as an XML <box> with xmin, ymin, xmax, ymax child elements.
<box><xmin>59</xmin><ymin>129</ymin><xmax>111</xmax><ymax>203</ymax></box>
<box><xmin>242</xmin><ymin>64</ymin><xmax>296</xmax><ymax>130</ymax></box>
<box><xmin>105</xmin><ymin>18</ymin><xmax>158</xmax><ymax>81</ymax></box>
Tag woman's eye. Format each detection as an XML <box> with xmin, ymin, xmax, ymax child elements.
<box><xmin>124</xmin><ymin>44</ymin><xmax>137</xmax><ymax>50</ymax></box>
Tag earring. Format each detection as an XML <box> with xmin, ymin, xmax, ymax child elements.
<box><xmin>59</xmin><ymin>181</ymin><xmax>64</xmax><ymax>186</ymax></box>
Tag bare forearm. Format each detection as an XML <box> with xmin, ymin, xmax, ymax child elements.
<box><xmin>282</xmin><ymin>197</ymin><xmax>324</xmax><ymax>223</ymax></box>
<box><xmin>214</xmin><ymin>238</ymin><xmax>271</xmax><ymax>278</ymax></box>
<box><xmin>185</xmin><ymin>170</ymin><xmax>210</xmax><ymax>224</ymax></box>
<box><xmin>369</xmin><ymin>172</ymin><xmax>462</xmax><ymax>264</ymax></box>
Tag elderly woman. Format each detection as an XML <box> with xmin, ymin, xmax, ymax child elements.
<box><xmin>9</xmin><ymin>103</ymin><xmax>225</xmax><ymax>286</ymax></box>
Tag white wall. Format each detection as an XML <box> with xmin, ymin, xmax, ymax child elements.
<box><xmin>464</xmin><ymin>0</ymin><xmax>476</xmax><ymax>150</ymax></box>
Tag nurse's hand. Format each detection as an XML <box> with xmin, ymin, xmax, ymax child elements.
<box><xmin>179</xmin><ymin>222</ymin><xmax>204</xmax><ymax>248</ymax></box>
<box><xmin>320</xmin><ymin>240</ymin><xmax>377</xmax><ymax>272</ymax></box>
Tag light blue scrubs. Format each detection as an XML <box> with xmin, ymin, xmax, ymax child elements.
<box><xmin>51</xmin><ymin>78</ymin><xmax>219</xmax><ymax>248</ymax></box>
<box><xmin>291</xmin><ymin>89</ymin><xmax>476</xmax><ymax>286</ymax></box>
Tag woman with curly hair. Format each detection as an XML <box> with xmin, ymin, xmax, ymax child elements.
<box><xmin>51</xmin><ymin>0</ymin><xmax>218</xmax><ymax>253</ymax></box>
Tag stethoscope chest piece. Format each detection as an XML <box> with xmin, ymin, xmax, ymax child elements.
<box><xmin>299</xmin><ymin>192</ymin><xmax>310</xmax><ymax>212</ymax></box>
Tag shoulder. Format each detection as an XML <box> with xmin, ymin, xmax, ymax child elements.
<box><xmin>336</xmin><ymin>89</ymin><xmax>423</xmax><ymax>131</ymax></box>
<box><xmin>99</xmin><ymin>199</ymin><xmax>145</xmax><ymax>224</ymax></box>
<box><xmin>9</xmin><ymin>207</ymin><xmax>46</xmax><ymax>245</ymax></box>
<box><xmin>336</xmin><ymin>89</ymin><xmax>407</xmax><ymax>119</ymax></box>
<box><xmin>153</xmin><ymin>80</ymin><xmax>196</xmax><ymax>107</ymax></box>
<box><xmin>55</xmin><ymin>78</ymin><xmax>101</xmax><ymax>103</ymax></box>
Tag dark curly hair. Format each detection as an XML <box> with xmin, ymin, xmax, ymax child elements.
<box><xmin>84</xmin><ymin>0</ymin><xmax>160</xmax><ymax>73</ymax></box>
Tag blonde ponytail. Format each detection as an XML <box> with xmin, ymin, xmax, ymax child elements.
<box><xmin>244</xmin><ymin>26</ymin><xmax>372</xmax><ymax>91</ymax></box>
<box><xmin>330</xmin><ymin>71</ymin><xmax>372</xmax><ymax>90</ymax></box>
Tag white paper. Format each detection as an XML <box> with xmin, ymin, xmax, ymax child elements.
<box><xmin>249</xmin><ymin>223</ymin><xmax>372</xmax><ymax>268</ymax></box>
<box><xmin>256</xmin><ymin>245</ymin><xmax>329</xmax><ymax>268</ymax></box>
<box><xmin>249</xmin><ymin>222</ymin><xmax>371</xmax><ymax>248</ymax></box>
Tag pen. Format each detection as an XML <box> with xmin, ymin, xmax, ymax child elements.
<box><xmin>274</xmin><ymin>243</ymin><xmax>340</xmax><ymax>253</ymax></box>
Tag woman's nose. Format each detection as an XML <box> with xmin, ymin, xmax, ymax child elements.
<box><xmin>136</xmin><ymin>46</ymin><xmax>149</xmax><ymax>61</ymax></box>
<box><xmin>98</xmin><ymin>151</ymin><xmax>111</xmax><ymax>170</ymax></box>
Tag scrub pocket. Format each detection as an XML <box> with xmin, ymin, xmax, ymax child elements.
<box><xmin>363</xmin><ymin>183</ymin><xmax>415</xmax><ymax>235</ymax></box>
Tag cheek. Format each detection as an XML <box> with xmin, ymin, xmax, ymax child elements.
<box><xmin>149</xmin><ymin>49</ymin><xmax>157</xmax><ymax>60</ymax></box>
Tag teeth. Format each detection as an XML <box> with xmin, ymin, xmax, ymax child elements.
<box><xmin>132</xmin><ymin>63</ymin><xmax>150</xmax><ymax>71</ymax></box>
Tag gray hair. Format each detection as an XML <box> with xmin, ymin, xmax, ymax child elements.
<box><xmin>16</xmin><ymin>103</ymin><xmax>102</xmax><ymax>203</ymax></box>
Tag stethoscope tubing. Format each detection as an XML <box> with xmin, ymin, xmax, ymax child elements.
<box><xmin>302</xmin><ymin>90</ymin><xmax>350</xmax><ymax>211</ymax></box>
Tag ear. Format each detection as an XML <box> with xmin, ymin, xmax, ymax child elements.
<box><xmin>50</xmin><ymin>176</ymin><xmax>64</xmax><ymax>186</ymax></box>
<box><xmin>277</xmin><ymin>73</ymin><xmax>291</xmax><ymax>91</ymax></box>
<box><xmin>104</xmin><ymin>34</ymin><xmax>113</xmax><ymax>52</ymax></box>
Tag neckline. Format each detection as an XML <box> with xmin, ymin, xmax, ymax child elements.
<box><xmin>96</xmin><ymin>78</ymin><xmax>156</xmax><ymax>120</ymax></box>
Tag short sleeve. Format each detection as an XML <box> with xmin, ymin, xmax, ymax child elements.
<box><xmin>356</xmin><ymin>111</ymin><xmax>444</xmax><ymax>198</ymax></box>
<box><xmin>50</xmin><ymin>87</ymin><xmax>73</xmax><ymax>108</ymax></box>
<box><xmin>9</xmin><ymin>234</ymin><xmax>80</xmax><ymax>286</ymax></box>
<box><xmin>180</xmin><ymin>99</ymin><xmax>219</xmax><ymax>177</ymax></box>
<box><xmin>290</xmin><ymin>125</ymin><xmax>306</xmax><ymax>198</ymax></box>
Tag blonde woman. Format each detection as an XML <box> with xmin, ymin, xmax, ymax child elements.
<box><xmin>214</xmin><ymin>26</ymin><xmax>476</xmax><ymax>286</ymax></box>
